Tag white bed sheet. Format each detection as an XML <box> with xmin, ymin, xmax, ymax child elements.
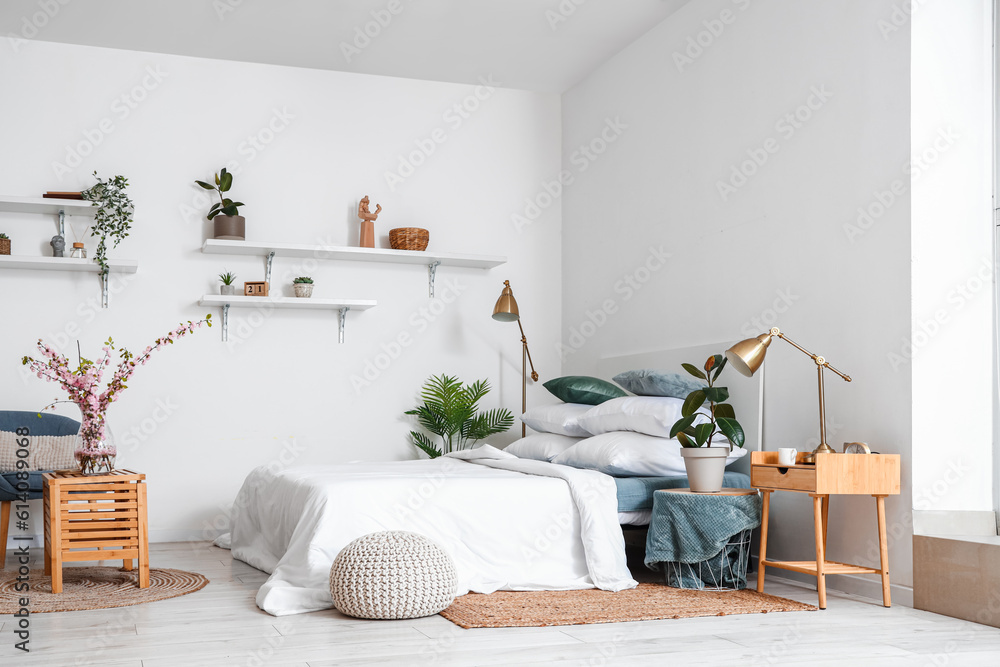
<box><xmin>223</xmin><ymin>446</ymin><xmax>637</xmax><ymax>616</ymax></box>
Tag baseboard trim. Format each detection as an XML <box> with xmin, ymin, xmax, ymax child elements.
<box><xmin>751</xmin><ymin>555</ymin><xmax>914</xmax><ymax>608</ymax></box>
<box><xmin>5</xmin><ymin>529</ymin><xmax>223</xmax><ymax>550</ymax></box>
<box><xmin>913</xmin><ymin>510</ymin><xmax>998</xmax><ymax>537</ymax></box>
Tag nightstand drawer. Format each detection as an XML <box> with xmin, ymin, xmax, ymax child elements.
<box><xmin>751</xmin><ymin>465</ymin><xmax>816</xmax><ymax>492</ymax></box>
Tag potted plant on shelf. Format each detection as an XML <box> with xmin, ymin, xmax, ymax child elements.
<box><xmin>0</xmin><ymin>233</ymin><xmax>9</xmax><ymax>256</ymax></box>
<box><xmin>80</xmin><ymin>172</ymin><xmax>134</xmax><ymax>276</ymax></box>
<box><xmin>405</xmin><ymin>374</ymin><xmax>514</xmax><ymax>458</ymax></box>
<box><xmin>669</xmin><ymin>354</ymin><xmax>746</xmax><ymax>493</ymax></box>
<box><xmin>195</xmin><ymin>167</ymin><xmax>245</xmax><ymax>240</ymax></box>
<box><xmin>219</xmin><ymin>270</ymin><xmax>237</xmax><ymax>295</ymax></box>
<box><xmin>292</xmin><ymin>276</ymin><xmax>314</xmax><ymax>298</ymax></box>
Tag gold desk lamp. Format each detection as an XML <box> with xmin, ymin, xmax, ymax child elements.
<box><xmin>492</xmin><ymin>280</ymin><xmax>538</xmax><ymax>438</ymax></box>
<box><xmin>725</xmin><ymin>327</ymin><xmax>851</xmax><ymax>464</ymax></box>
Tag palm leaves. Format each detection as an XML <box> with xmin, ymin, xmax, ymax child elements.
<box><xmin>405</xmin><ymin>375</ymin><xmax>514</xmax><ymax>458</ymax></box>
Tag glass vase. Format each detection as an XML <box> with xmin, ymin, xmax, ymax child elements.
<box><xmin>75</xmin><ymin>412</ymin><xmax>117</xmax><ymax>476</ymax></box>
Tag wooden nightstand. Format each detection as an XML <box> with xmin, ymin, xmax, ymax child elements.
<box><xmin>43</xmin><ymin>469</ymin><xmax>149</xmax><ymax>594</ymax></box>
<box><xmin>751</xmin><ymin>451</ymin><xmax>900</xmax><ymax>609</ymax></box>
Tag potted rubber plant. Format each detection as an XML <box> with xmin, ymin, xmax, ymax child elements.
<box><xmin>669</xmin><ymin>354</ymin><xmax>746</xmax><ymax>493</ymax></box>
<box><xmin>195</xmin><ymin>167</ymin><xmax>245</xmax><ymax>240</ymax></box>
<box><xmin>219</xmin><ymin>270</ymin><xmax>237</xmax><ymax>295</ymax></box>
<box><xmin>0</xmin><ymin>233</ymin><xmax>9</xmax><ymax>256</ymax></box>
<box><xmin>292</xmin><ymin>276</ymin><xmax>314</xmax><ymax>298</ymax></box>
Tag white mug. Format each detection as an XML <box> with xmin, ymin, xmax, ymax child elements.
<box><xmin>778</xmin><ymin>448</ymin><xmax>798</xmax><ymax>466</ymax></box>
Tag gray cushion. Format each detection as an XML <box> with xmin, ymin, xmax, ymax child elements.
<box><xmin>0</xmin><ymin>411</ymin><xmax>80</xmax><ymax>502</ymax></box>
<box><xmin>613</xmin><ymin>369</ymin><xmax>704</xmax><ymax>399</ymax></box>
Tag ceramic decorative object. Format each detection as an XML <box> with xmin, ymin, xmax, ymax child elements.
<box><xmin>220</xmin><ymin>284</ymin><xmax>236</xmax><ymax>296</ymax></box>
<box><xmin>50</xmin><ymin>235</ymin><xmax>66</xmax><ymax>257</ymax></box>
<box><xmin>293</xmin><ymin>283</ymin><xmax>314</xmax><ymax>298</ymax></box>
<box><xmin>357</xmin><ymin>196</ymin><xmax>382</xmax><ymax>248</ymax></box>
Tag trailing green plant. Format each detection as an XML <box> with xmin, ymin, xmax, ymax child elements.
<box><xmin>405</xmin><ymin>374</ymin><xmax>514</xmax><ymax>458</ymax></box>
<box><xmin>669</xmin><ymin>354</ymin><xmax>745</xmax><ymax>451</ymax></box>
<box><xmin>195</xmin><ymin>167</ymin><xmax>244</xmax><ymax>220</ymax></box>
<box><xmin>292</xmin><ymin>276</ymin><xmax>313</xmax><ymax>284</ymax></box>
<box><xmin>218</xmin><ymin>271</ymin><xmax>237</xmax><ymax>285</ymax></box>
<box><xmin>80</xmin><ymin>172</ymin><xmax>133</xmax><ymax>276</ymax></box>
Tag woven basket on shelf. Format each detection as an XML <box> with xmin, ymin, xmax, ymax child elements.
<box><xmin>389</xmin><ymin>227</ymin><xmax>429</xmax><ymax>251</ymax></box>
<box><xmin>0</xmin><ymin>238</ymin><xmax>9</xmax><ymax>255</ymax></box>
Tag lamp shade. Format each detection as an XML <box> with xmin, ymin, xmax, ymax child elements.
<box><xmin>492</xmin><ymin>281</ymin><xmax>520</xmax><ymax>322</ymax></box>
<box><xmin>725</xmin><ymin>333</ymin><xmax>773</xmax><ymax>377</ymax></box>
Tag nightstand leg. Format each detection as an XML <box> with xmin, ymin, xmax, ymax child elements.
<box><xmin>812</xmin><ymin>494</ymin><xmax>826</xmax><ymax>609</ymax></box>
<box><xmin>875</xmin><ymin>494</ymin><xmax>891</xmax><ymax>607</ymax></box>
<box><xmin>821</xmin><ymin>495</ymin><xmax>830</xmax><ymax>554</ymax></box>
<box><xmin>757</xmin><ymin>490</ymin><xmax>771</xmax><ymax>593</ymax></box>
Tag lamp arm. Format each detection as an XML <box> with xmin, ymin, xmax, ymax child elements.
<box><xmin>517</xmin><ymin>319</ymin><xmax>539</xmax><ymax>382</ymax></box>
<box><xmin>774</xmin><ymin>331</ymin><xmax>852</xmax><ymax>382</ymax></box>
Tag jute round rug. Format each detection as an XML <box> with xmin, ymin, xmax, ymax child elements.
<box><xmin>439</xmin><ymin>583</ymin><xmax>816</xmax><ymax>628</ymax></box>
<box><xmin>0</xmin><ymin>567</ymin><xmax>209</xmax><ymax>613</ymax></box>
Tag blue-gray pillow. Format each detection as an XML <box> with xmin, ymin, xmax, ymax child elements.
<box><xmin>543</xmin><ymin>376</ymin><xmax>627</xmax><ymax>405</ymax></box>
<box><xmin>612</xmin><ymin>369</ymin><xmax>703</xmax><ymax>399</ymax></box>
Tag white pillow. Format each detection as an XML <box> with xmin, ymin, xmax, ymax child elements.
<box><xmin>520</xmin><ymin>403</ymin><xmax>593</xmax><ymax>437</ymax></box>
<box><xmin>0</xmin><ymin>431</ymin><xmax>77</xmax><ymax>472</ymax></box>
<box><xmin>551</xmin><ymin>431</ymin><xmax>746</xmax><ymax>477</ymax></box>
<box><xmin>504</xmin><ymin>433</ymin><xmax>584</xmax><ymax>462</ymax></box>
<box><xmin>577</xmin><ymin>396</ymin><xmax>710</xmax><ymax>438</ymax></box>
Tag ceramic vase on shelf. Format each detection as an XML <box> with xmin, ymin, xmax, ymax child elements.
<box><xmin>75</xmin><ymin>411</ymin><xmax>117</xmax><ymax>476</ymax></box>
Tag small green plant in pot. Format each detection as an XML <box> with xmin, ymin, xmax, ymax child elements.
<box><xmin>219</xmin><ymin>270</ymin><xmax>237</xmax><ymax>296</ymax></box>
<box><xmin>292</xmin><ymin>276</ymin><xmax>314</xmax><ymax>298</ymax></box>
<box><xmin>669</xmin><ymin>354</ymin><xmax>746</xmax><ymax>493</ymax></box>
<box><xmin>195</xmin><ymin>167</ymin><xmax>245</xmax><ymax>240</ymax></box>
<box><xmin>0</xmin><ymin>233</ymin><xmax>10</xmax><ymax>256</ymax></box>
<box><xmin>406</xmin><ymin>374</ymin><xmax>514</xmax><ymax>458</ymax></box>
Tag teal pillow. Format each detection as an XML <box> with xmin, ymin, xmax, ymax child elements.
<box><xmin>612</xmin><ymin>369</ymin><xmax>703</xmax><ymax>399</ymax></box>
<box><xmin>543</xmin><ymin>376</ymin><xmax>628</xmax><ymax>405</ymax></box>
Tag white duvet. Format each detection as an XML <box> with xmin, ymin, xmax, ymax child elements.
<box><xmin>222</xmin><ymin>445</ymin><xmax>637</xmax><ymax>616</ymax></box>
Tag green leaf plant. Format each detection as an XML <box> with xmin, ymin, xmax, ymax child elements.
<box><xmin>195</xmin><ymin>167</ymin><xmax>245</xmax><ymax>220</ymax></box>
<box><xmin>81</xmin><ymin>172</ymin><xmax>133</xmax><ymax>276</ymax></box>
<box><xmin>405</xmin><ymin>374</ymin><xmax>514</xmax><ymax>458</ymax></box>
<box><xmin>669</xmin><ymin>354</ymin><xmax>746</xmax><ymax>451</ymax></box>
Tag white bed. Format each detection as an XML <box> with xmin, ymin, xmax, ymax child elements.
<box><xmin>222</xmin><ymin>342</ymin><xmax>762</xmax><ymax>616</ymax></box>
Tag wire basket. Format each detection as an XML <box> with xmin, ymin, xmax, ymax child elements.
<box><xmin>663</xmin><ymin>527</ymin><xmax>753</xmax><ymax>591</ymax></box>
<box><xmin>389</xmin><ymin>227</ymin><xmax>429</xmax><ymax>251</ymax></box>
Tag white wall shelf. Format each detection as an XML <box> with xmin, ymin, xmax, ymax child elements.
<box><xmin>201</xmin><ymin>239</ymin><xmax>505</xmax><ymax>297</ymax></box>
<box><xmin>0</xmin><ymin>196</ymin><xmax>132</xmax><ymax>308</ymax></box>
<box><xmin>198</xmin><ymin>295</ymin><xmax>377</xmax><ymax>343</ymax></box>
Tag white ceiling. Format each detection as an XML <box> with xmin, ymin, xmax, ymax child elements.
<box><xmin>0</xmin><ymin>0</ymin><xmax>690</xmax><ymax>93</ymax></box>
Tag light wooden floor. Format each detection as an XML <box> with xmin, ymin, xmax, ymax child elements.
<box><xmin>4</xmin><ymin>541</ymin><xmax>1000</xmax><ymax>666</ymax></box>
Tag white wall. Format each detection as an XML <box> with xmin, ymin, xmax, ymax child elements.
<box><xmin>561</xmin><ymin>0</ymin><xmax>914</xmax><ymax>594</ymax></box>
<box><xmin>0</xmin><ymin>38</ymin><xmax>561</xmax><ymax>543</ymax></box>
<box><xmin>911</xmin><ymin>0</ymin><xmax>995</xmax><ymax>522</ymax></box>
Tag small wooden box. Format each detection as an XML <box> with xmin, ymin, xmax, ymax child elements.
<box><xmin>244</xmin><ymin>281</ymin><xmax>269</xmax><ymax>296</ymax></box>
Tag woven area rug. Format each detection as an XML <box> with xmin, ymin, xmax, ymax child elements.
<box><xmin>440</xmin><ymin>583</ymin><xmax>816</xmax><ymax>628</ymax></box>
<box><xmin>0</xmin><ymin>567</ymin><xmax>208</xmax><ymax>613</ymax></box>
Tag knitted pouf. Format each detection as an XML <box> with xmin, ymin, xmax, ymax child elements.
<box><xmin>329</xmin><ymin>531</ymin><xmax>458</xmax><ymax>620</ymax></box>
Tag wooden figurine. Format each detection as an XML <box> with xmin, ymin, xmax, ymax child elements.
<box><xmin>357</xmin><ymin>195</ymin><xmax>382</xmax><ymax>249</ymax></box>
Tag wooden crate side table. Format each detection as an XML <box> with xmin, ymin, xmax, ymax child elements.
<box><xmin>43</xmin><ymin>469</ymin><xmax>148</xmax><ymax>594</ymax></box>
<box><xmin>750</xmin><ymin>451</ymin><xmax>900</xmax><ymax>609</ymax></box>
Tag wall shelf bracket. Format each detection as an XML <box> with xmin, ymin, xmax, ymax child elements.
<box><xmin>264</xmin><ymin>251</ymin><xmax>275</xmax><ymax>286</ymax></box>
<box><xmin>101</xmin><ymin>271</ymin><xmax>109</xmax><ymax>309</ymax></box>
<box><xmin>58</xmin><ymin>210</ymin><xmax>66</xmax><ymax>237</ymax></box>
<box><xmin>338</xmin><ymin>307</ymin><xmax>349</xmax><ymax>344</ymax></box>
<box><xmin>222</xmin><ymin>303</ymin><xmax>231</xmax><ymax>343</ymax></box>
<box><xmin>428</xmin><ymin>261</ymin><xmax>441</xmax><ymax>298</ymax></box>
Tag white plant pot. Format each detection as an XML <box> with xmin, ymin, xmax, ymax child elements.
<box><xmin>220</xmin><ymin>284</ymin><xmax>236</xmax><ymax>295</ymax></box>
<box><xmin>680</xmin><ymin>446</ymin><xmax>730</xmax><ymax>493</ymax></box>
<box><xmin>293</xmin><ymin>283</ymin><xmax>314</xmax><ymax>298</ymax></box>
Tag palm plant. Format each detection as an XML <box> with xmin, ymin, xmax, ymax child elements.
<box><xmin>406</xmin><ymin>374</ymin><xmax>514</xmax><ymax>458</ymax></box>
